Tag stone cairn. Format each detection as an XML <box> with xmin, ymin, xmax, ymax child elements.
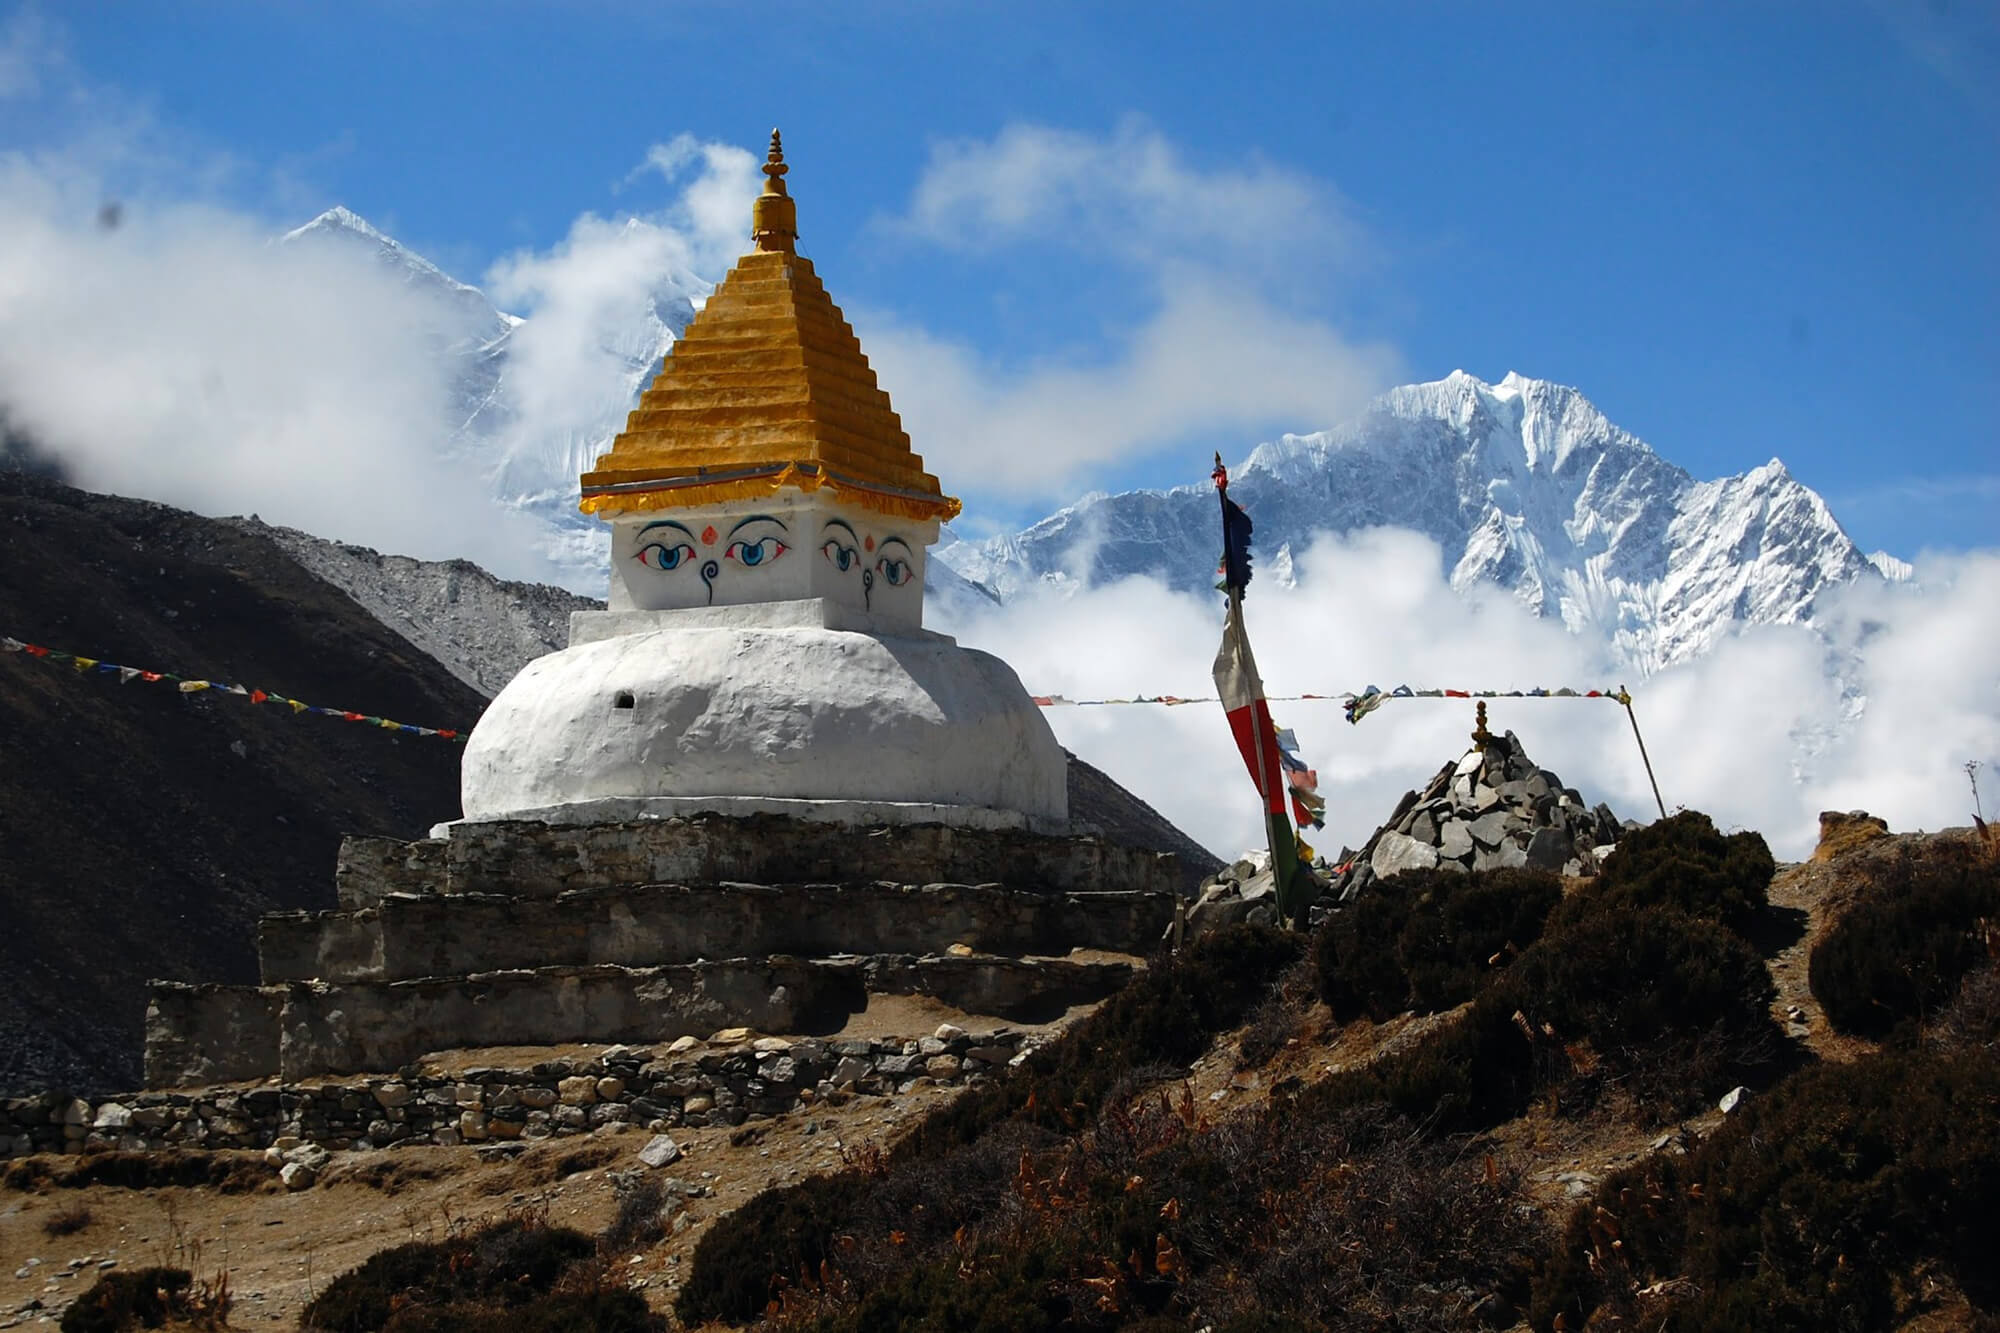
<box><xmin>1188</xmin><ymin>712</ymin><xmax>1627</xmax><ymax>935</ymax></box>
<box><xmin>1328</xmin><ymin>707</ymin><xmax>1627</xmax><ymax>901</ymax></box>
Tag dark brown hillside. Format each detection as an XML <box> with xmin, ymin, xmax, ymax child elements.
<box><xmin>0</xmin><ymin>470</ymin><xmax>486</xmax><ymax>1094</ymax></box>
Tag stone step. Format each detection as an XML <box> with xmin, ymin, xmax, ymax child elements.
<box><xmin>146</xmin><ymin>953</ymin><xmax>1134</xmax><ymax>1086</ymax></box>
<box><xmin>262</xmin><ymin>881</ymin><xmax>1171</xmax><ymax>985</ymax></box>
<box><xmin>336</xmin><ymin>813</ymin><xmax>1183</xmax><ymax>908</ymax></box>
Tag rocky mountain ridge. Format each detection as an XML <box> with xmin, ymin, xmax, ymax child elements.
<box><xmin>938</xmin><ymin>371</ymin><xmax>1879</xmax><ymax>673</ymax></box>
<box><xmin>277</xmin><ymin>213</ymin><xmax>1883</xmax><ymax>675</ymax></box>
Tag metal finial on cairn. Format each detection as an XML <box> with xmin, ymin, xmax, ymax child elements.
<box><xmin>752</xmin><ymin>128</ymin><xmax>797</xmax><ymax>253</ymax></box>
<box><xmin>1471</xmin><ymin>700</ymin><xmax>1493</xmax><ymax>749</ymax></box>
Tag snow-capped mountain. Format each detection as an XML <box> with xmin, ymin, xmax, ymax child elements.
<box><xmin>937</xmin><ymin>372</ymin><xmax>1878</xmax><ymax>673</ymax></box>
<box><xmin>269</xmin><ymin>215</ymin><xmax>1879</xmax><ymax>666</ymax></box>
<box><xmin>281</xmin><ymin>207</ymin><xmax>701</xmax><ymax>585</ymax></box>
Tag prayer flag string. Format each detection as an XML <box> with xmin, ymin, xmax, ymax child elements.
<box><xmin>1026</xmin><ymin>685</ymin><xmax>1632</xmax><ymax>718</ymax></box>
<box><xmin>2</xmin><ymin>634</ymin><xmax>464</xmax><ymax>741</ymax></box>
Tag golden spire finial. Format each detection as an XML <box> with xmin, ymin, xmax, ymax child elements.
<box><xmin>752</xmin><ymin>128</ymin><xmax>797</xmax><ymax>253</ymax></box>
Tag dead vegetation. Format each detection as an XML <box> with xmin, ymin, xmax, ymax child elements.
<box><xmin>8</xmin><ymin>815</ymin><xmax>1993</xmax><ymax>1331</ymax></box>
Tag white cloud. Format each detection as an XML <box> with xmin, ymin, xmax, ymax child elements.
<box><xmin>477</xmin><ymin>137</ymin><xmax>758</xmax><ymax>525</ymax></box>
<box><xmin>862</xmin><ymin>120</ymin><xmax>1401</xmax><ymax>503</ymax></box>
<box><xmin>0</xmin><ymin>8</ymin><xmax>61</xmax><ymax>101</ymax></box>
<box><xmin>898</xmin><ymin>117</ymin><xmax>1365</xmax><ymax>275</ymax></box>
<box><xmin>860</xmin><ymin>274</ymin><xmax>1401</xmax><ymax>496</ymax></box>
<box><xmin>0</xmin><ymin>156</ymin><xmax>551</xmax><ymax>579</ymax></box>
<box><xmin>935</xmin><ymin>530</ymin><xmax>2000</xmax><ymax>863</ymax></box>
<box><xmin>628</xmin><ymin>134</ymin><xmax>764</xmax><ymax>275</ymax></box>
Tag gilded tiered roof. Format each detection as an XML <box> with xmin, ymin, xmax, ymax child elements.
<box><xmin>580</xmin><ymin>131</ymin><xmax>960</xmax><ymax>523</ymax></box>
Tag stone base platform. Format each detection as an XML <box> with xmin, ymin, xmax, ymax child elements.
<box><xmin>145</xmin><ymin>811</ymin><xmax>1180</xmax><ymax>1091</ymax></box>
<box><xmin>147</xmin><ymin>954</ymin><xmax>1133</xmax><ymax>1086</ymax></box>
<box><xmin>341</xmin><ymin>812</ymin><xmax>1182</xmax><ymax>906</ymax></box>
<box><xmin>259</xmin><ymin>881</ymin><xmax>1170</xmax><ymax>986</ymax></box>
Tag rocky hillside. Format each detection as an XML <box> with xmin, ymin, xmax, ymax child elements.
<box><xmin>0</xmin><ymin>471</ymin><xmax>488</xmax><ymax>1094</ymax></box>
<box><xmin>240</xmin><ymin>518</ymin><xmax>600</xmax><ymax>697</ymax></box>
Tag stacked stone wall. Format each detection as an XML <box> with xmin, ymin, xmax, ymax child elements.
<box><xmin>5</xmin><ymin>1030</ymin><xmax>1030</xmax><ymax>1159</ymax></box>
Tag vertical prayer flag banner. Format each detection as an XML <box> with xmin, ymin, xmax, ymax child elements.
<box><xmin>1211</xmin><ymin>456</ymin><xmax>1308</xmax><ymax>923</ymax></box>
<box><xmin>1214</xmin><ymin>598</ymin><xmax>1292</xmax><ymax>824</ymax></box>
<box><xmin>1212</xmin><ymin>455</ymin><xmax>1255</xmax><ymax>595</ymax></box>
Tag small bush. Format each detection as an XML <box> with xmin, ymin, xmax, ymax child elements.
<box><xmin>44</xmin><ymin>1201</ymin><xmax>92</xmax><ymax>1236</ymax></box>
<box><xmin>1935</xmin><ymin>962</ymin><xmax>2000</xmax><ymax>1053</ymax></box>
<box><xmin>300</xmin><ymin>1216</ymin><xmax>614</xmax><ymax>1333</ymax></box>
<box><xmin>1300</xmin><ymin>997</ymin><xmax>1540</xmax><ymax>1134</ymax></box>
<box><xmin>1236</xmin><ymin>960</ymin><xmax>1315</xmax><ymax>1069</ymax></box>
<box><xmin>60</xmin><ymin>1267</ymin><xmax>228</xmax><ymax>1333</ymax></box>
<box><xmin>601</xmin><ymin>1174</ymin><xmax>667</xmax><ymax>1253</ymax></box>
<box><xmin>1304</xmin><ymin>900</ymin><xmax>1779</xmax><ymax>1133</ymax></box>
<box><xmin>1580</xmin><ymin>810</ymin><xmax>1774</xmax><ymax>935</ymax></box>
<box><xmin>1531</xmin><ymin>1043</ymin><xmax>2000</xmax><ymax>1330</ymax></box>
<box><xmin>1313</xmin><ymin>867</ymin><xmax>1561</xmax><ymax>1022</ymax></box>
<box><xmin>1810</xmin><ymin>837</ymin><xmax>2000</xmax><ymax>1037</ymax></box>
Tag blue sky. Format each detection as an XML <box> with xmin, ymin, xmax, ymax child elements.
<box><xmin>6</xmin><ymin>0</ymin><xmax>1997</xmax><ymax>554</ymax></box>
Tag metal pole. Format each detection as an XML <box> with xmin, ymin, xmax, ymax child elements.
<box><xmin>1620</xmin><ymin>685</ymin><xmax>1668</xmax><ymax>820</ymax></box>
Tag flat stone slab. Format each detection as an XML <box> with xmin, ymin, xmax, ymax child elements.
<box><xmin>338</xmin><ymin>813</ymin><xmax>1181</xmax><ymax>907</ymax></box>
<box><xmin>1370</xmin><ymin>831</ymin><xmax>1438</xmax><ymax>879</ymax></box>
<box><xmin>262</xmin><ymin>881</ymin><xmax>1172</xmax><ymax>985</ymax></box>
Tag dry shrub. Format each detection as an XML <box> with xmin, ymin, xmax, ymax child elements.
<box><xmin>600</xmin><ymin>1173</ymin><xmax>668</xmax><ymax>1253</ymax></box>
<box><xmin>58</xmin><ymin>1266</ymin><xmax>231</xmax><ymax>1333</ymax></box>
<box><xmin>1313</xmin><ymin>866</ymin><xmax>1561</xmax><ymax>1022</ymax></box>
<box><xmin>1567</xmin><ymin>809</ymin><xmax>1773</xmax><ymax>940</ymax></box>
<box><xmin>1934</xmin><ymin>962</ymin><xmax>2000</xmax><ymax>1054</ymax></box>
<box><xmin>1304</xmin><ymin>899</ymin><xmax>1780</xmax><ymax>1134</ymax></box>
<box><xmin>300</xmin><ymin>1214</ymin><xmax>660</xmax><ymax>1332</ymax></box>
<box><xmin>1235</xmin><ymin>960</ymin><xmax>1317</xmax><ymax>1070</ymax></box>
<box><xmin>1532</xmin><ymin>1042</ymin><xmax>2000</xmax><ymax>1331</ymax></box>
<box><xmin>3</xmin><ymin>1150</ymin><xmax>273</xmax><ymax>1195</ymax></box>
<box><xmin>43</xmin><ymin>1201</ymin><xmax>92</xmax><ymax>1236</ymax></box>
<box><xmin>1810</xmin><ymin>834</ymin><xmax>2000</xmax><ymax>1038</ymax></box>
<box><xmin>805</xmin><ymin>1103</ymin><xmax>1541</xmax><ymax>1333</ymax></box>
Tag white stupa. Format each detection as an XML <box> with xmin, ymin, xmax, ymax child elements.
<box><xmin>460</xmin><ymin>133</ymin><xmax>1068</xmax><ymax>833</ymax></box>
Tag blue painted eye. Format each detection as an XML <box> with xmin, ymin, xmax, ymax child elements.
<box><xmin>635</xmin><ymin>541</ymin><xmax>695</xmax><ymax>571</ymax></box>
<box><xmin>821</xmin><ymin>540</ymin><xmax>857</xmax><ymax>572</ymax></box>
<box><xmin>877</xmin><ymin>557</ymin><xmax>911</xmax><ymax>587</ymax></box>
<box><xmin>726</xmin><ymin>537</ymin><xmax>787</xmax><ymax>567</ymax></box>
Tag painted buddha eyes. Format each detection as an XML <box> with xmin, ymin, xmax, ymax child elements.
<box><xmin>631</xmin><ymin>515</ymin><xmax>788</xmax><ymax>605</ymax></box>
<box><xmin>819</xmin><ymin>520</ymin><xmax>914</xmax><ymax>609</ymax></box>
<box><xmin>726</xmin><ymin>536</ymin><xmax>788</xmax><ymax>567</ymax></box>
<box><xmin>635</xmin><ymin>540</ymin><xmax>695</xmax><ymax>571</ymax></box>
